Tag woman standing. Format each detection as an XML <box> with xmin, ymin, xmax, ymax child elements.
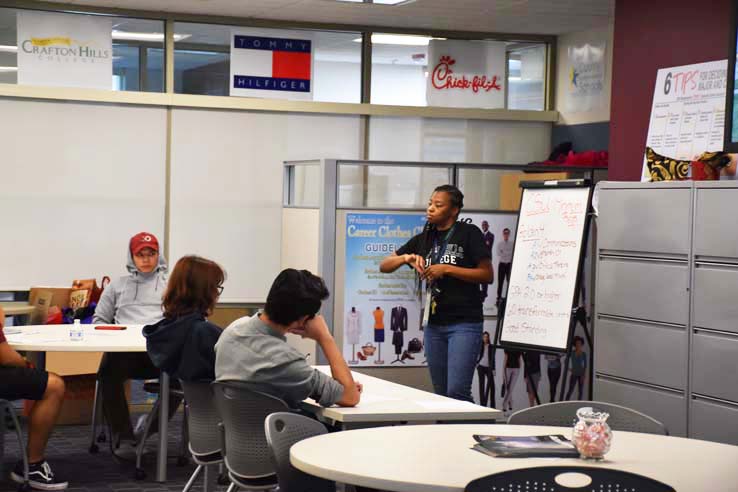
<box><xmin>380</xmin><ymin>185</ymin><xmax>493</xmax><ymax>402</ymax></box>
<box><xmin>476</xmin><ymin>331</ymin><xmax>495</xmax><ymax>407</ymax></box>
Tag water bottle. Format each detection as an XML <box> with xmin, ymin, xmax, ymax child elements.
<box><xmin>69</xmin><ymin>319</ymin><xmax>84</xmax><ymax>342</ymax></box>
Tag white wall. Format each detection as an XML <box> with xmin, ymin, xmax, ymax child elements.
<box><xmin>281</xmin><ymin>207</ymin><xmax>321</xmax><ymax>363</ymax></box>
<box><xmin>0</xmin><ymin>98</ymin><xmax>166</xmax><ymax>289</ymax></box>
<box><xmin>556</xmin><ymin>22</ymin><xmax>614</xmax><ymax>125</ymax></box>
<box><xmin>169</xmin><ymin>109</ymin><xmax>361</xmax><ymax>303</ymax></box>
<box><xmin>371</xmin><ymin>63</ymin><xmax>427</xmax><ymax>107</ymax></box>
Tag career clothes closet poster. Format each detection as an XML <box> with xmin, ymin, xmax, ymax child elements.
<box><xmin>343</xmin><ymin>213</ymin><xmax>426</xmax><ymax>367</ymax></box>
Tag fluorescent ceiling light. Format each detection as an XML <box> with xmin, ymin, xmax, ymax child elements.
<box><xmin>0</xmin><ymin>45</ymin><xmax>17</xmax><ymax>53</ymax></box>
<box><xmin>112</xmin><ymin>31</ymin><xmax>191</xmax><ymax>42</ymax></box>
<box><xmin>0</xmin><ymin>66</ymin><xmax>18</xmax><ymax>72</ymax></box>
<box><xmin>335</xmin><ymin>0</ymin><xmax>415</xmax><ymax>4</ymax></box>
<box><xmin>353</xmin><ymin>34</ymin><xmax>444</xmax><ymax>46</ymax></box>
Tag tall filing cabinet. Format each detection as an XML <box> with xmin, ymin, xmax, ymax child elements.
<box><xmin>595</xmin><ymin>181</ymin><xmax>738</xmax><ymax>444</ymax></box>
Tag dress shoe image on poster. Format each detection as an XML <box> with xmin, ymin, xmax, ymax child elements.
<box><xmin>343</xmin><ymin>213</ymin><xmax>426</xmax><ymax>367</ymax></box>
<box><xmin>459</xmin><ymin>213</ymin><xmax>518</xmax><ymax>317</ymax></box>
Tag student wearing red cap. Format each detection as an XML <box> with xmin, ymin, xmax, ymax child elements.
<box><xmin>93</xmin><ymin>232</ymin><xmax>179</xmax><ymax>454</ymax></box>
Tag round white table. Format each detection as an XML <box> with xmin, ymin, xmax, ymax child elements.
<box><xmin>5</xmin><ymin>324</ymin><xmax>173</xmax><ymax>483</ymax></box>
<box><xmin>290</xmin><ymin>424</ymin><xmax>738</xmax><ymax>492</ymax></box>
<box><xmin>5</xmin><ymin>324</ymin><xmax>146</xmax><ymax>352</ymax></box>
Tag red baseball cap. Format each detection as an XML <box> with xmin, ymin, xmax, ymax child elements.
<box><xmin>130</xmin><ymin>232</ymin><xmax>159</xmax><ymax>255</ymax></box>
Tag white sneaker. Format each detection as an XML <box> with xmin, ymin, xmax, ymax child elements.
<box><xmin>133</xmin><ymin>414</ymin><xmax>149</xmax><ymax>441</ymax></box>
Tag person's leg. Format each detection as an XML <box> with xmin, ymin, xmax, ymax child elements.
<box><xmin>476</xmin><ymin>366</ymin><xmax>486</xmax><ymax>405</ymax></box>
<box><xmin>98</xmin><ymin>352</ymin><xmax>160</xmax><ymax>440</ymax></box>
<box><xmin>424</xmin><ymin>324</ymin><xmax>449</xmax><ymax>397</ymax></box>
<box><xmin>576</xmin><ymin>375</ymin><xmax>585</xmax><ymax>400</ymax></box>
<box><xmin>525</xmin><ymin>373</ymin><xmax>536</xmax><ymax>406</ymax></box>
<box><xmin>531</xmin><ymin>373</ymin><xmax>541</xmax><ymax>406</ymax></box>
<box><xmin>487</xmin><ymin>367</ymin><xmax>496</xmax><ymax>408</ymax></box>
<box><xmin>26</xmin><ymin>373</ymin><xmax>65</xmax><ymax>463</ymax></box>
<box><xmin>502</xmin><ymin>368</ymin><xmax>518</xmax><ymax>410</ymax></box>
<box><xmin>566</xmin><ymin>372</ymin><xmax>577</xmax><ymax>400</ymax></box>
<box><xmin>446</xmin><ymin>323</ymin><xmax>483</xmax><ymax>402</ymax></box>
<box><xmin>548</xmin><ymin>366</ymin><xmax>561</xmax><ymax>402</ymax></box>
<box><xmin>497</xmin><ymin>263</ymin><xmax>505</xmax><ymax>299</ymax></box>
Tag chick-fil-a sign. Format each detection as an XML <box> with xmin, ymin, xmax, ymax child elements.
<box><xmin>431</xmin><ymin>55</ymin><xmax>502</xmax><ymax>93</ymax></box>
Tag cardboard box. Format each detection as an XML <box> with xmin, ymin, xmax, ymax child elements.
<box><xmin>499</xmin><ymin>172</ymin><xmax>570</xmax><ymax>210</ymax></box>
<box><xmin>24</xmin><ymin>374</ymin><xmax>97</xmax><ymax>425</ymax></box>
<box><xmin>27</xmin><ymin>286</ymin><xmax>102</xmax><ymax>376</ymax></box>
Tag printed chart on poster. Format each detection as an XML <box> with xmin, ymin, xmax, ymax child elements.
<box><xmin>641</xmin><ymin>59</ymin><xmax>730</xmax><ymax>181</ymax></box>
<box><xmin>498</xmin><ymin>184</ymin><xmax>590</xmax><ymax>351</ymax></box>
<box><xmin>343</xmin><ymin>213</ymin><xmax>426</xmax><ymax>367</ymax></box>
<box><xmin>459</xmin><ymin>213</ymin><xmax>518</xmax><ymax>316</ymax></box>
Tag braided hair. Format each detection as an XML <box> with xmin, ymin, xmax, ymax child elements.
<box><xmin>415</xmin><ymin>185</ymin><xmax>464</xmax><ymax>298</ymax></box>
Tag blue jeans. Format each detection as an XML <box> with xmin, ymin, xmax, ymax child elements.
<box><xmin>425</xmin><ymin>322</ymin><xmax>483</xmax><ymax>402</ymax></box>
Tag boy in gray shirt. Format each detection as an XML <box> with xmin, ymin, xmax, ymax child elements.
<box><xmin>215</xmin><ymin>269</ymin><xmax>361</xmax><ymax>408</ymax></box>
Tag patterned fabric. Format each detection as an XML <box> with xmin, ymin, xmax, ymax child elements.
<box><xmin>645</xmin><ymin>147</ymin><xmax>689</xmax><ymax>181</ymax></box>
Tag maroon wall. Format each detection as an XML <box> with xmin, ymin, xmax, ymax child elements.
<box><xmin>609</xmin><ymin>0</ymin><xmax>734</xmax><ymax>180</ymax></box>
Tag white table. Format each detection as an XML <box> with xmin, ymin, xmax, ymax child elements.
<box><xmin>5</xmin><ymin>324</ymin><xmax>172</xmax><ymax>483</ymax></box>
<box><xmin>291</xmin><ymin>424</ymin><xmax>738</xmax><ymax>492</ymax></box>
<box><xmin>302</xmin><ymin>366</ymin><xmax>502</xmax><ymax>429</ymax></box>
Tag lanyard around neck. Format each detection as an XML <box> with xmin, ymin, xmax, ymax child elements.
<box><xmin>430</xmin><ymin>223</ymin><xmax>456</xmax><ymax>264</ymax></box>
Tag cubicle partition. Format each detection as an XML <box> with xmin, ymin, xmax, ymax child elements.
<box><xmin>283</xmin><ymin>159</ymin><xmax>605</xmax><ymax>398</ymax></box>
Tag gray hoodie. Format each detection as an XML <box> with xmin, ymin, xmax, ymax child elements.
<box><xmin>92</xmin><ymin>248</ymin><xmax>169</xmax><ymax>325</ymax></box>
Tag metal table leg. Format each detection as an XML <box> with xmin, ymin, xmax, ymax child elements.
<box><xmin>156</xmin><ymin>371</ymin><xmax>169</xmax><ymax>482</ymax></box>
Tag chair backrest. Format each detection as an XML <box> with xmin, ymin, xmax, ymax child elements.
<box><xmin>212</xmin><ymin>381</ymin><xmax>290</xmax><ymax>479</ymax></box>
<box><xmin>508</xmin><ymin>401</ymin><xmax>669</xmax><ymax>435</ymax></box>
<box><xmin>466</xmin><ymin>466</ymin><xmax>675</xmax><ymax>492</ymax></box>
<box><xmin>180</xmin><ymin>380</ymin><xmax>222</xmax><ymax>458</ymax></box>
<box><xmin>265</xmin><ymin>412</ymin><xmax>334</xmax><ymax>492</ymax></box>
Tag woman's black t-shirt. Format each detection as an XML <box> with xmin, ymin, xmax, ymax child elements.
<box><xmin>396</xmin><ymin>221</ymin><xmax>490</xmax><ymax>325</ymax></box>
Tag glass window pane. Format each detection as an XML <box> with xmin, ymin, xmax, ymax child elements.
<box><xmin>288</xmin><ymin>164</ymin><xmax>321</xmax><ymax>207</ymax></box>
<box><xmin>371</xmin><ymin>35</ymin><xmax>534</xmax><ymax>110</ymax></box>
<box><xmin>174</xmin><ymin>22</ymin><xmax>361</xmax><ymax>103</ymax></box>
<box><xmin>0</xmin><ymin>8</ymin><xmax>164</xmax><ymax>92</ymax></box>
<box><xmin>507</xmin><ymin>44</ymin><xmax>546</xmax><ymax>110</ymax></box>
<box><xmin>338</xmin><ymin>163</ymin><xmax>452</xmax><ymax>209</ymax></box>
<box><xmin>458</xmin><ymin>167</ymin><xmax>590</xmax><ymax>211</ymax></box>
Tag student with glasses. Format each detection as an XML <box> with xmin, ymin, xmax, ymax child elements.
<box><xmin>93</xmin><ymin>232</ymin><xmax>180</xmax><ymax>455</ymax></box>
<box><xmin>144</xmin><ymin>256</ymin><xmax>225</xmax><ymax>383</ymax></box>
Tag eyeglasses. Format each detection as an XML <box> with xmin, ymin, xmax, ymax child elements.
<box><xmin>217</xmin><ymin>285</ymin><xmax>224</xmax><ymax>295</ymax></box>
<box><xmin>134</xmin><ymin>251</ymin><xmax>158</xmax><ymax>259</ymax></box>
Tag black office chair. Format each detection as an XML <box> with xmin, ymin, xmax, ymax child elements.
<box><xmin>508</xmin><ymin>401</ymin><xmax>669</xmax><ymax>435</ymax></box>
<box><xmin>466</xmin><ymin>466</ymin><xmax>675</xmax><ymax>492</ymax></box>
<box><xmin>264</xmin><ymin>412</ymin><xmax>334</xmax><ymax>492</ymax></box>
<box><xmin>213</xmin><ymin>381</ymin><xmax>290</xmax><ymax>491</ymax></box>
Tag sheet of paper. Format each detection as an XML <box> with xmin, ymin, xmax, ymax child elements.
<box><xmin>355</xmin><ymin>394</ymin><xmax>403</xmax><ymax>406</ymax></box>
<box><xmin>415</xmin><ymin>399</ymin><xmax>481</xmax><ymax>410</ymax></box>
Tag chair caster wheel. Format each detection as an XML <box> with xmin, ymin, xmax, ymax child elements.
<box><xmin>217</xmin><ymin>473</ymin><xmax>230</xmax><ymax>486</ymax></box>
<box><xmin>134</xmin><ymin>468</ymin><xmax>146</xmax><ymax>480</ymax></box>
<box><xmin>89</xmin><ymin>443</ymin><xmax>99</xmax><ymax>454</ymax></box>
<box><xmin>177</xmin><ymin>456</ymin><xmax>188</xmax><ymax>466</ymax></box>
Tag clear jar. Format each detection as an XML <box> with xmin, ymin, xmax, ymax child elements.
<box><xmin>571</xmin><ymin>407</ymin><xmax>612</xmax><ymax>460</ymax></box>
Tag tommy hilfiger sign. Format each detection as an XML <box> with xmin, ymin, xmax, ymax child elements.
<box><xmin>230</xmin><ymin>32</ymin><xmax>313</xmax><ymax>100</ymax></box>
